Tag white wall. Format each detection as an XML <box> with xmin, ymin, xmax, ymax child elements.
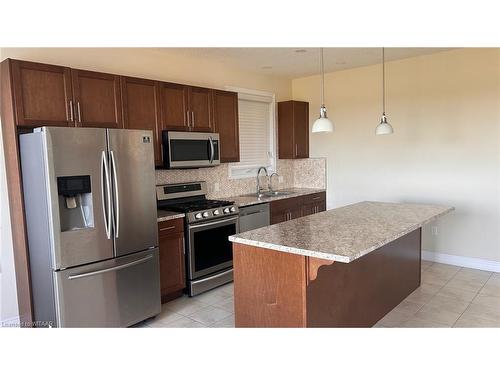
<box><xmin>293</xmin><ymin>48</ymin><xmax>500</xmax><ymax>263</ymax></box>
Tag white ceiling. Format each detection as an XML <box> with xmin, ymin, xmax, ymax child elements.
<box><xmin>160</xmin><ymin>48</ymin><xmax>454</xmax><ymax>79</ymax></box>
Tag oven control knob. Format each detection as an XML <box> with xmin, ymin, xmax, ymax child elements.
<box><xmin>223</xmin><ymin>207</ymin><xmax>230</xmax><ymax>214</ymax></box>
<box><xmin>195</xmin><ymin>213</ymin><xmax>203</xmax><ymax>219</ymax></box>
<box><xmin>202</xmin><ymin>211</ymin><xmax>210</xmax><ymax>218</ymax></box>
<box><xmin>213</xmin><ymin>209</ymin><xmax>220</xmax><ymax>215</ymax></box>
<box><xmin>230</xmin><ymin>207</ymin><xmax>236</xmax><ymax>212</ymax></box>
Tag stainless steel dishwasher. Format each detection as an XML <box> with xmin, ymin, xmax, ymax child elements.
<box><xmin>239</xmin><ymin>203</ymin><xmax>270</xmax><ymax>233</ymax></box>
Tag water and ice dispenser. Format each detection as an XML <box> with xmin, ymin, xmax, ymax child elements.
<box><xmin>57</xmin><ymin>175</ymin><xmax>94</xmax><ymax>231</ymax></box>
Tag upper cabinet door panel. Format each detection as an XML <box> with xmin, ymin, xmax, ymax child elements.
<box><xmin>213</xmin><ymin>90</ymin><xmax>239</xmax><ymax>162</ymax></box>
<box><xmin>121</xmin><ymin>76</ymin><xmax>162</xmax><ymax>165</ymax></box>
<box><xmin>277</xmin><ymin>100</ymin><xmax>309</xmax><ymax>159</ymax></box>
<box><xmin>71</xmin><ymin>69</ymin><xmax>122</xmax><ymax>128</ymax></box>
<box><xmin>160</xmin><ymin>82</ymin><xmax>188</xmax><ymax>131</ymax></box>
<box><xmin>293</xmin><ymin>101</ymin><xmax>309</xmax><ymax>158</ymax></box>
<box><xmin>11</xmin><ymin>60</ymin><xmax>73</xmax><ymax>127</ymax></box>
<box><xmin>188</xmin><ymin>86</ymin><xmax>213</xmax><ymax>132</ymax></box>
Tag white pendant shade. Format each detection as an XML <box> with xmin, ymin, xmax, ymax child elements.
<box><xmin>375</xmin><ymin>115</ymin><xmax>393</xmax><ymax>135</ymax></box>
<box><xmin>312</xmin><ymin>105</ymin><xmax>334</xmax><ymax>133</ymax></box>
<box><xmin>312</xmin><ymin>117</ymin><xmax>334</xmax><ymax>133</ymax></box>
<box><xmin>312</xmin><ymin>48</ymin><xmax>334</xmax><ymax>133</ymax></box>
<box><xmin>376</xmin><ymin>47</ymin><xmax>394</xmax><ymax>135</ymax></box>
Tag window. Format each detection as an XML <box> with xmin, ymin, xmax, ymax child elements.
<box><xmin>228</xmin><ymin>88</ymin><xmax>276</xmax><ymax>179</ymax></box>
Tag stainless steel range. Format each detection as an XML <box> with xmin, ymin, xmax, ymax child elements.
<box><xmin>157</xmin><ymin>182</ymin><xmax>239</xmax><ymax>296</ymax></box>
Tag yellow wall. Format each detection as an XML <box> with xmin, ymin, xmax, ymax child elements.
<box><xmin>0</xmin><ymin>48</ymin><xmax>292</xmax><ymax>101</ymax></box>
<box><xmin>293</xmin><ymin>48</ymin><xmax>500</xmax><ymax>262</ymax></box>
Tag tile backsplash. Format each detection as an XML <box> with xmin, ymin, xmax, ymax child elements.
<box><xmin>156</xmin><ymin>158</ymin><xmax>326</xmax><ymax>199</ymax></box>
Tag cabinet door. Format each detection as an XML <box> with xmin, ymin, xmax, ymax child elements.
<box><xmin>293</xmin><ymin>101</ymin><xmax>309</xmax><ymax>158</ymax></box>
<box><xmin>159</xmin><ymin>231</ymin><xmax>185</xmax><ymax>298</ymax></box>
<box><xmin>213</xmin><ymin>90</ymin><xmax>239</xmax><ymax>162</ymax></box>
<box><xmin>302</xmin><ymin>202</ymin><xmax>316</xmax><ymax>217</ymax></box>
<box><xmin>121</xmin><ymin>76</ymin><xmax>162</xmax><ymax>166</ymax></box>
<box><xmin>188</xmin><ymin>86</ymin><xmax>213</xmax><ymax>132</ymax></box>
<box><xmin>277</xmin><ymin>101</ymin><xmax>294</xmax><ymax>159</ymax></box>
<box><xmin>10</xmin><ymin>60</ymin><xmax>73</xmax><ymax>127</ymax></box>
<box><xmin>160</xmin><ymin>82</ymin><xmax>189</xmax><ymax>131</ymax></box>
<box><xmin>71</xmin><ymin>69</ymin><xmax>122</xmax><ymax>128</ymax></box>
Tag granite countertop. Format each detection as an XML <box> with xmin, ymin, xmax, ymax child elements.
<box><xmin>157</xmin><ymin>210</ymin><xmax>185</xmax><ymax>223</ymax></box>
<box><xmin>226</xmin><ymin>188</ymin><xmax>326</xmax><ymax>207</ymax></box>
<box><xmin>229</xmin><ymin>201</ymin><xmax>454</xmax><ymax>263</ymax></box>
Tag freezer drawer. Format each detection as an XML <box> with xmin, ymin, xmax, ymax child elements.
<box><xmin>54</xmin><ymin>248</ymin><xmax>160</xmax><ymax>327</ymax></box>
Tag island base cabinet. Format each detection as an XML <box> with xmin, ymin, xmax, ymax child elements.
<box><xmin>232</xmin><ymin>228</ymin><xmax>421</xmax><ymax>328</ymax></box>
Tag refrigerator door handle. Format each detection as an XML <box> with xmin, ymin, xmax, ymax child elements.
<box><xmin>67</xmin><ymin>254</ymin><xmax>154</xmax><ymax>280</ymax></box>
<box><xmin>101</xmin><ymin>151</ymin><xmax>112</xmax><ymax>239</ymax></box>
<box><xmin>110</xmin><ymin>150</ymin><xmax>120</xmax><ymax>239</ymax></box>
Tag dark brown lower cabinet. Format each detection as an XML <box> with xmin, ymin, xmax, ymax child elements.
<box><xmin>158</xmin><ymin>218</ymin><xmax>186</xmax><ymax>303</ymax></box>
<box><xmin>270</xmin><ymin>192</ymin><xmax>326</xmax><ymax>225</ymax></box>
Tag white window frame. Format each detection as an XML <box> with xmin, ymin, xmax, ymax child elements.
<box><xmin>225</xmin><ymin>86</ymin><xmax>277</xmax><ymax>180</ymax></box>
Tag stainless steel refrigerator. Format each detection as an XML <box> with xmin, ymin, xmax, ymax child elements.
<box><xmin>20</xmin><ymin>127</ymin><xmax>160</xmax><ymax>327</ymax></box>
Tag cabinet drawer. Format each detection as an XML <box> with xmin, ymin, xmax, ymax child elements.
<box><xmin>270</xmin><ymin>196</ymin><xmax>304</xmax><ymax>214</ymax></box>
<box><xmin>158</xmin><ymin>218</ymin><xmax>184</xmax><ymax>236</ymax></box>
<box><xmin>304</xmin><ymin>192</ymin><xmax>326</xmax><ymax>202</ymax></box>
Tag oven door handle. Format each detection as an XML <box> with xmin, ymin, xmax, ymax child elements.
<box><xmin>189</xmin><ymin>216</ymin><xmax>238</xmax><ymax>230</ymax></box>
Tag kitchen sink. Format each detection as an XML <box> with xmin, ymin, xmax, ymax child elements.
<box><xmin>263</xmin><ymin>190</ymin><xmax>295</xmax><ymax>196</ymax></box>
<box><xmin>241</xmin><ymin>190</ymin><xmax>296</xmax><ymax>198</ymax></box>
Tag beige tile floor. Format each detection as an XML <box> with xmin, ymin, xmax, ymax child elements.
<box><xmin>135</xmin><ymin>261</ymin><xmax>500</xmax><ymax>328</ymax></box>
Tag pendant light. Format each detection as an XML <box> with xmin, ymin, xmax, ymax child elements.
<box><xmin>312</xmin><ymin>48</ymin><xmax>334</xmax><ymax>133</ymax></box>
<box><xmin>375</xmin><ymin>47</ymin><xmax>394</xmax><ymax>135</ymax></box>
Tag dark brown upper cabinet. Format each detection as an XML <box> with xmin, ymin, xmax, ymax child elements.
<box><xmin>121</xmin><ymin>76</ymin><xmax>162</xmax><ymax>166</ymax></box>
<box><xmin>188</xmin><ymin>86</ymin><xmax>213</xmax><ymax>132</ymax></box>
<box><xmin>10</xmin><ymin>59</ymin><xmax>74</xmax><ymax>127</ymax></box>
<box><xmin>212</xmin><ymin>90</ymin><xmax>239</xmax><ymax>163</ymax></box>
<box><xmin>278</xmin><ymin>100</ymin><xmax>309</xmax><ymax>159</ymax></box>
<box><xmin>160</xmin><ymin>83</ymin><xmax>213</xmax><ymax>133</ymax></box>
<box><xmin>160</xmin><ymin>82</ymin><xmax>189</xmax><ymax>131</ymax></box>
<box><xmin>71</xmin><ymin>69</ymin><xmax>122</xmax><ymax>128</ymax></box>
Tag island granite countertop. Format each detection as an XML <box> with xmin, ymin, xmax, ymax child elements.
<box><xmin>224</xmin><ymin>188</ymin><xmax>326</xmax><ymax>208</ymax></box>
<box><xmin>229</xmin><ymin>201</ymin><xmax>453</xmax><ymax>263</ymax></box>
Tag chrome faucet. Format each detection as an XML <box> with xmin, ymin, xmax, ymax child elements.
<box><xmin>268</xmin><ymin>172</ymin><xmax>279</xmax><ymax>192</ymax></box>
<box><xmin>256</xmin><ymin>166</ymin><xmax>268</xmax><ymax>197</ymax></box>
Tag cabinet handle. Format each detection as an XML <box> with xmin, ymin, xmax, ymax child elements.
<box><xmin>77</xmin><ymin>102</ymin><xmax>82</xmax><ymax>123</ymax></box>
<box><xmin>69</xmin><ymin>100</ymin><xmax>74</xmax><ymax>122</ymax></box>
<box><xmin>312</xmin><ymin>196</ymin><xmax>321</xmax><ymax>200</ymax></box>
<box><xmin>187</xmin><ymin>110</ymin><xmax>190</xmax><ymax>128</ymax></box>
<box><xmin>295</xmin><ymin>144</ymin><xmax>298</xmax><ymax>157</ymax></box>
<box><xmin>159</xmin><ymin>225</ymin><xmax>176</xmax><ymax>232</ymax></box>
<box><xmin>192</xmin><ymin>111</ymin><xmax>195</xmax><ymax>127</ymax></box>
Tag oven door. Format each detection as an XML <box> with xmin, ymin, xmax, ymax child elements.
<box><xmin>164</xmin><ymin>131</ymin><xmax>220</xmax><ymax>168</ymax></box>
<box><xmin>187</xmin><ymin>216</ymin><xmax>238</xmax><ymax>280</ymax></box>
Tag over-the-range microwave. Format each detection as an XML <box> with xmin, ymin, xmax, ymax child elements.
<box><xmin>162</xmin><ymin>131</ymin><xmax>220</xmax><ymax>169</ymax></box>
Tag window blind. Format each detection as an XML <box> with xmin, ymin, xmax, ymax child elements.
<box><xmin>238</xmin><ymin>99</ymin><xmax>271</xmax><ymax>167</ymax></box>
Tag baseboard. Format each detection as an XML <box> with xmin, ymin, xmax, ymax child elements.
<box><xmin>422</xmin><ymin>250</ymin><xmax>500</xmax><ymax>273</ymax></box>
<box><xmin>1</xmin><ymin>315</ymin><xmax>20</xmax><ymax>328</ymax></box>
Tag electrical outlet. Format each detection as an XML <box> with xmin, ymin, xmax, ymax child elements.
<box><xmin>431</xmin><ymin>226</ymin><xmax>438</xmax><ymax>236</ymax></box>
<box><xmin>214</xmin><ymin>182</ymin><xmax>220</xmax><ymax>192</ymax></box>
<box><xmin>278</xmin><ymin>176</ymin><xmax>283</xmax><ymax>183</ymax></box>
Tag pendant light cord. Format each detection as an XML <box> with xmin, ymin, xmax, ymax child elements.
<box><xmin>320</xmin><ymin>47</ymin><xmax>325</xmax><ymax>107</ymax></box>
<box><xmin>382</xmin><ymin>47</ymin><xmax>385</xmax><ymax>115</ymax></box>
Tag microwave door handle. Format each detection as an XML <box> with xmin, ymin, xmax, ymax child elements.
<box><xmin>110</xmin><ymin>150</ymin><xmax>120</xmax><ymax>238</ymax></box>
<box><xmin>101</xmin><ymin>151</ymin><xmax>111</xmax><ymax>239</ymax></box>
<box><xmin>208</xmin><ymin>136</ymin><xmax>214</xmax><ymax>164</ymax></box>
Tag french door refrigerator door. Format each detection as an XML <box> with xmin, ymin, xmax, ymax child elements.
<box><xmin>54</xmin><ymin>248</ymin><xmax>160</xmax><ymax>327</ymax></box>
<box><xmin>107</xmin><ymin>129</ymin><xmax>158</xmax><ymax>257</ymax></box>
<box><xmin>42</xmin><ymin>127</ymin><xmax>114</xmax><ymax>269</ymax></box>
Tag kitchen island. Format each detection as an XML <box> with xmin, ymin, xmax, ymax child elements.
<box><xmin>228</xmin><ymin>201</ymin><xmax>453</xmax><ymax>327</ymax></box>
